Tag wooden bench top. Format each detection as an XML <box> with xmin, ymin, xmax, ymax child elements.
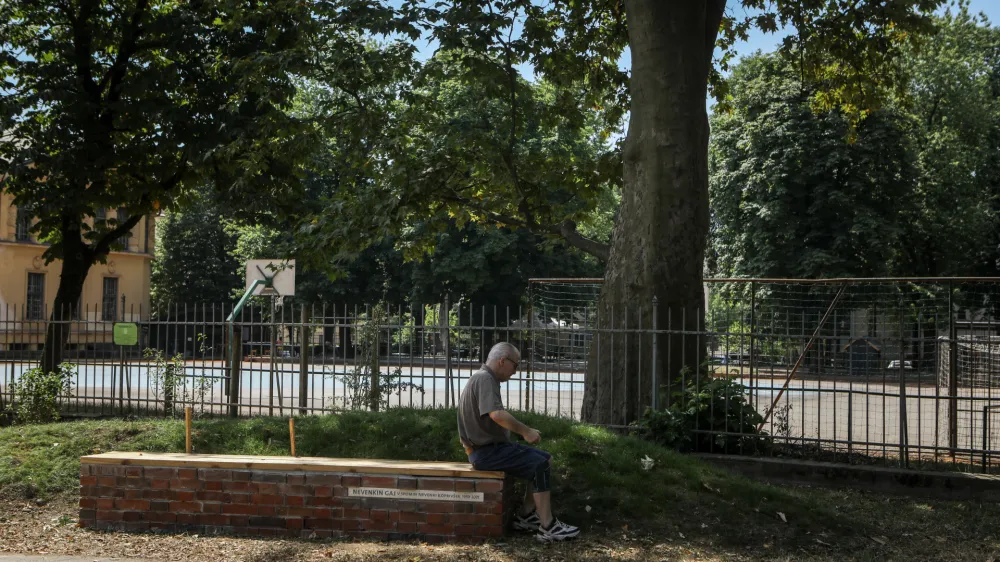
<box><xmin>80</xmin><ymin>452</ymin><xmax>504</xmax><ymax>479</ymax></box>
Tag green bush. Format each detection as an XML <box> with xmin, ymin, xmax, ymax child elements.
<box><xmin>5</xmin><ymin>364</ymin><xmax>75</xmax><ymax>424</ymax></box>
<box><xmin>636</xmin><ymin>377</ymin><xmax>769</xmax><ymax>454</ymax></box>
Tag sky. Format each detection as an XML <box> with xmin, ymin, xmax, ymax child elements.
<box><xmin>401</xmin><ymin>1</ymin><xmax>1000</xmax><ymax>77</ymax></box>
<box><xmin>395</xmin><ymin>1</ymin><xmax>1000</xmax><ymax>119</ymax></box>
<box><xmin>706</xmin><ymin>0</ymin><xmax>1000</xmax><ymax>69</ymax></box>
<box><xmin>696</xmin><ymin>0</ymin><xmax>1000</xmax><ymax>111</ymax></box>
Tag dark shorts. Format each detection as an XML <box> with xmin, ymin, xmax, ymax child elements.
<box><xmin>469</xmin><ymin>442</ymin><xmax>552</xmax><ymax>492</ymax></box>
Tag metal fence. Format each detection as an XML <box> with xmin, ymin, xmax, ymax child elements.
<box><xmin>4</xmin><ymin>278</ymin><xmax>1000</xmax><ymax>472</ymax></box>
<box><xmin>0</xmin><ymin>297</ymin><xmax>588</xmax><ymax>420</ymax></box>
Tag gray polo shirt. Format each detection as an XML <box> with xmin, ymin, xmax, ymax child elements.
<box><xmin>457</xmin><ymin>365</ymin><xmax>510</xmax><ymax>449</ymax></box>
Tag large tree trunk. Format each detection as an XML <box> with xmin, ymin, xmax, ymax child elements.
<box><xmin>42</xmin><ymin>220</ymin><xmax>94</xmax><ymax>374</ymax></box>
<box><xmin>581</xmin><ymin>1</ymin><xmax>724</xmax><ymax>425</ymax></box>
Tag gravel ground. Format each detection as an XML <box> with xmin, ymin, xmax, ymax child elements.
<box><xmin>0</xmin><ymin>498</ymin><xmax>723</xmax><ymax>562</ymax></box>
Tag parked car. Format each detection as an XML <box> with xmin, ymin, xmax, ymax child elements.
<box><xmin>886</xmin><ymin>360</ymin><xmax>914</xmax><ymax>370</ymax></box>
<box><xmin>449</xmin><ymin>345</ymin><xmax>479</xmax><ymax>358</ymax></box>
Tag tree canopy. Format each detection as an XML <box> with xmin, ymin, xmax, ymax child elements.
<box><xmin>709</xmin><ymin>54</ymin><xmax>917</xmax><ymax>278</ymax></box>
<box><xmin>709</xmin><ymin>5</ymin><xmax>1000</xmax><ymax>280</ymax></box>
<box><xmin>297</xmin><ymin>50</ymin><xmax>621</xmax><ymax>268</ymax></box>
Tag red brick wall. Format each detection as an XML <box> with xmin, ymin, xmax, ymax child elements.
<box><xmin>79</xmin><ymin>463</ymin><xmax>513</xmax><ymax>543</ymax></box>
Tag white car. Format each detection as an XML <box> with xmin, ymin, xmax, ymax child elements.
<box><xmin>887</xmin><ymin>360</ymin><xmax>914</xmax><ymax>370</ymax></box>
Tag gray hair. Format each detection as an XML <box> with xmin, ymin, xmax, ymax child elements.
<box><xmin>487</xmin><ymin>342</ymin><xmax>520</xmax><ymax>364</ymax></box>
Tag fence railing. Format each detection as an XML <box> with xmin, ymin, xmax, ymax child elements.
<box><xmin>3</xmin><ymin>278</ymin><xmax>1000</xmax><ymax>472</ymax></box>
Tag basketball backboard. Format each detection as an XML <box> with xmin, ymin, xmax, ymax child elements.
<box><xmin>246</xmin><ymin>259</ymin><xmax>295</xmax><ymax>296</ymax></box>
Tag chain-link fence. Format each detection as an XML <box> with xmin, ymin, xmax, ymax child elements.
<box><xmin>701</xmin><ymin>278</ymin><xmax>1000</xmax><ymax>468</ymax></box>
<box><xmin>527</xmin><ymin>277</ymin><xmax>1000</xmax><ymax>469</ymax></box>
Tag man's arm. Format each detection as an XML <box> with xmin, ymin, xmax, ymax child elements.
<box><xmin>460</xmin><ymin>437</ymin><xmax>474</xmax><ymax>455</ymax></box>
<box><xmin>489</xmin><ymin>410</ymin><xmax>541</xmax><ymax>444</ymax></box>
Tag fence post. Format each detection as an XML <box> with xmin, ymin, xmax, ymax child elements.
<box><xmin>228</xmin><ymin>316</ymin><xmax>242</xmax><ymax>418</ymax></box>
<box><xmin>270</xmin><ymin>296</ymin><xmax>279</xmax><ymax>416</ymax></box>
<box><xmin>899</xmin><ymin>306</ymin><xmax>909</xmax><ymax>468</ymax></box>
<box><xmin>651</xmin><ymin>296</ymin><xmax>659</xmax><ymax>412</ymax></box>
<box><xmin>983</xmin><ymin>407</ymin><xmax>989</xmax><ymax>473</ymax></box>
<box><xmin>370</xmin><ymin>304</ymin><xmax>381</xmax><ymax>413</ymax></box>
<box><xmin>847</xmin><ymin>391</ymin><xmax>854</xmax><ymax>456</ymax></box>
<box><xmin>444</xmin><ymin>295</ymin><xmax>452</xmax><ymax>408</ymax></box>
<box><xmin>0</xmin><ymin>305</ymin><xmax>7</xmax><ymax>416</ymax></box>
<box><xmin>749</xmin><ymin>281</ymin><xmax>756</xmax><ymax>395</ymax></box>
<box><xmin>525</xmin><ymin>287</ymin><xmax>533</xmax><ymax>411</ymax></box>
<box><xmin>299</xmin><ymin>304</ymin><xmax>309</xmax><ymax>416</ymax></box>
<box><xmin>949</xmin><ymin>282</ymin><xmax>958</xmax><ymax>455</ymax></box>
<box><xmin>224</xmin><ymin>313</ymin><xmax>230</xmax><ymax>400</ymax></box>
<box><xmin>118</xmin><ymin>294</ymin><xmax>126</xmax><ymax>414</ymax></box>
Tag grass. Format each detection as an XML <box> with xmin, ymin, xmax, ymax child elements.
<box><xmin>1</xmin><ymin>409</ymin><xmax>1000</xmax><ymax>560</ymax></box>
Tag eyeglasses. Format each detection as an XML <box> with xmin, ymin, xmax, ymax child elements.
<box><xmin>505</xmin><ymin>357</ymin><xmax>520</xmax><ymax>370</ymax></box>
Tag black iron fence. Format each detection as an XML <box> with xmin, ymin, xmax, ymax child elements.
<box><xmin>3</xmin><ymin>278</ymin><xmax>1000</xmax><ymax>472</ymax></box>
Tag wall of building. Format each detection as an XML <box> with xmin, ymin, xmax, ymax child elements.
<box><xmin>0</xmin><ymin>191</ymin><xmax>156</xmax><ymax>349</ymax></box>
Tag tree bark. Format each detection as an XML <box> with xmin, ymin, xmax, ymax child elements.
<box><xmin>42</xmin><ymin>218</ymin><xmax>94</xmax><ymax>374</ymax></box>
<box><xmin>581</xmin><ymin>1</ymin><xmax>724</xmax><ymax>425</ymax></box>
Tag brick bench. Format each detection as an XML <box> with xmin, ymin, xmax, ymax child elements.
<box><xmin>79</xmin><ymin>452</ymin><xmax>513</xmax><ymax>543</ymax></box>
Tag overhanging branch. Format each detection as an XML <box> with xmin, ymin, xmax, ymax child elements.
<box><xmin>93</xmin><ymin>209</ymin><xmax>145</xmax><ymax>257</ymax></box>
<box><xmin>441</xmin><ymin>194</ymin><xmax>610</xmax><ymax>262</ymax></box>
<box><xmin>557</xmin><ymin>219</ymin><xmax>610</xmax><ymax>262</ymax></box>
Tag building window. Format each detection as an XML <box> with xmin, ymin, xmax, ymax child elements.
<box><xmin>15</xmin><ymin>206</ymin><xmax>32</xmax><ymax>242</ymax></box>
<box><xmin>116</xmin><ymin>207</ymin><xmax>131</xmax><ymax>251</ymax></box>
<box><xmin>95</xmin><ymin>207</ymin><xmax>107</xmax><ymax>222</ymax></box>
<box><xmin>102</xmin><ymin>277</ymin><xmax>119</xmax><ymax>321</ymax></box>
<box><xmin>26</xmin><ymin>273</ymin><xmax>45</xmax><ymax>320</ymax></box>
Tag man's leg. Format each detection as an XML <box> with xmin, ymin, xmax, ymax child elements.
<box><xmin>531</xmin><ymin>458</ymin><xmax>553</xmax><ymax>527</ymax></box>
<box><xmin>520</xmin><ymin>483</ymin><xmax>535</xmax><ymax>515</ymax></box>
<box><xmin>473</xmin><ymin>444</ymin><xmax>574</xmax><ymax>537</ymax></box>
<box><xmin>533</xmin><ymin>491</ymin><xmax>553</xmax><ymax>528</ymax></box>
<box><xmin>529</xmin><ymin>456</ymin><xmax>578</xmax><ymax>541</ymax></box>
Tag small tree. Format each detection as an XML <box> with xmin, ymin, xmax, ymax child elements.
<box><xmin>339</xmin><ymin>301</ymin><xmax>423</xmax><ymax>412</ymax></box>
<box><xmin>143</xmin><ymin>348</ymin><xmax>210</xmax><ymax>417</ymax></box>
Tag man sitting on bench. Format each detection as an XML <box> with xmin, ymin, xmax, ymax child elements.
<box><xmin>457</xmin><ymin>342</ymin><xmax>580</xmax><ymax>542</ymax></box>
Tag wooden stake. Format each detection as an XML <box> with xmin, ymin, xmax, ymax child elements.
<box><xmin>289</xmin><ymin>417</ymin><xmax>297</xmax><ymax>457</ymax></box>
<box><xmin>185</xmin><ymin>407</ymin><xmax>193</xmax><ymax>454</ymax></box>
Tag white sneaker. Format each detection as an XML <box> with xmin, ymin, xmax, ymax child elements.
<box><xmin>514</xmin><ymin>510</ymin><xmax>541</xmax><ymax>532</ymax></box>
<box><xmin>536</xmin><ymin>518</ymin><xmax>580</xmax><ymax>542</ymax></box>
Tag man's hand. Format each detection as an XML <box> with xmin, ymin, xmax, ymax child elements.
<box><xmin>522</xmin><ymin>428</ymin><xmax>541</xmax><ymax>444</ymax></box>
<box><xmin>489</xmin><ymin>410</ymin><xmax>541</xmax><ymax>445</ymax></box>
<box><xmin>460</xmin><ymin>438</ymin><xmax>474</xmax><ymax>456</ymax></box>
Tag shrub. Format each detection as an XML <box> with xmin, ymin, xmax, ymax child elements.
<box><xmin>5</xmin><ymin>364</ymin><xmax>75</xmax><ymax>424</ymax></box>
<box><xmin>636</xmin><ymin>376</ymin><xmax>769</xmax><ymax>454</ymax></box>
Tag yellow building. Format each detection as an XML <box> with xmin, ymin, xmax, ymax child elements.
<box><xmin>0</xmin><ymin>191</ymin><xmax>155</xmax><ymax>351</ymax></box>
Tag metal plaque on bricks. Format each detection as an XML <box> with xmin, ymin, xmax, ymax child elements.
<box><xmin>347</xmin><ymin>487</ymin><xmax>484</xmax><ymax>502</ymax></box>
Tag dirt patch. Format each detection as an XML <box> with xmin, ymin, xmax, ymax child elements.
<box><xmin>2</xmin><ymin>493</ymin><xmax>997</xmax><ymax>562</ymax></box>
<box><xmin>0</xmin><ymin>498</ymin><xmax>735</xmax><ymax>562</ymax></box>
